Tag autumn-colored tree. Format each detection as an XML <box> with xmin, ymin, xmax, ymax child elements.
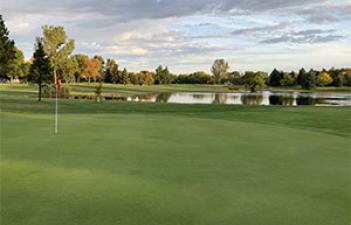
<box><xmin>82</xmin><ymin>58</ymin><xmax>101</xmax><ymax>83</ymax></box>
<box><xmin>137</xmin><ymin>71</ymin><xmax>154</xmax><ymax>85</ymax></box>
<box><xmin>316</xmin><ymin>72</ymin><xmax>333</xmax><ymax>87</ymax></box>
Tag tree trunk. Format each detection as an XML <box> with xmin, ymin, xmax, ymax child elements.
<box><xmin>38</xmin><ymin>78</ymin><xmax>42</xmax><ymax>102</ymax></box>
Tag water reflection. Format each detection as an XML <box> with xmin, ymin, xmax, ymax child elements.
<box><xmin>126</xmin><ymin>91</ymin><xmax>351</xmax><ymax>106</ymax></box>
<box><xmin>241</xmin><ymin>95</ymin><xmax>264</xmax><ymax>105</ymax></box>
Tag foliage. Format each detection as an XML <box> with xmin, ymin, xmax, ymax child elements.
<box><xmin>211</xmin><ymin>59</ymin><xmax>229</xmax><ymax>84</ymax></box>
<box><xmin>268</xmin><ymin>68</ymin><xmax>284</xmax><ymax>87</ymax></box>
<box><xmin>176</xmin><ymin>71</ymin><xmax>213</xmax><ymax>84</ymax></box>
<box><xmin>316</xmin><ymin>72</ymin><xmax>333</xmax><ymax>87</ymax></box>
<box><xmin>0</xmin><ymin>15</ymin><xmax>16</xmax><ymax>78</ymax></box>
<box><xmin>42</xmin><ymin>25</ymin><xmax>75</xmax><ymax>77</ymax></box>
<box><xmin>241</xmin><ymin>71</ymin><xmax>267</xmax><ymax>92</ymax></box>
<box><xmin>59</xmin><ymin>57</ymin><xmax>79</xmax><ymax>83</ymax></box>
<box><xmin>28</xmin><ymin>38</ymin><xmax>53</xmax><ymax>101</ymax></box>
<box><xmin>104</xmin><ymin>58</ymin><xmax>118</xmax><ymax>83</ymax></box>
<box><xmin>6</xmin><ymin>47</ymin><xmax>29</xmax><ymax>80</ymax></box>
<box><xmin>136</xmin><ymin>71</ymin><xmax>154</xmax><ymax>85</ymax></box>
<box><xmin>42</xmin><ymin>85</ymin><xmax>70</xmax><ymax>98</ymax></box>
<box><xmin>82</xmin><ymin>58</ymin><xmax>102</xmax><ymax>83</ymax></box>
<box><xmin>301</xmin><ymin>69</ymin><xmax>317</xmax><ymax>90</ymax></box>
<box><xmin>280</xmin><ymin>72</ymin><xmax>296</xmax><ymax>86</ymax></box>
<box><xmin>72</xmin><ymin>54</ymin><xmax>89</xmax><ymax>82</ymax></box>
<box><xmin>155</xmin><ymin>65</ymin><xmax>173</xmax><ymax>84</ymax></box>
<box><xmin>95</xmin><ymin>82</ymin><xmax>103</xmax><ymax>102</ymax></box>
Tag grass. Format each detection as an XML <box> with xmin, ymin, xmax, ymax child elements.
<box><xmin>1</xmin><ymin>84</ymin><xmax>350</xmax><ymax>225</ymax></box>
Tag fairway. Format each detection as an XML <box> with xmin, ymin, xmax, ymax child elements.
<box><xmin>1</xmin><ymin>92</ymin><xmax>350</xmax><ymax>225</ymax></box>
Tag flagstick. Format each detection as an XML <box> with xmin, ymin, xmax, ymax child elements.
<box><xmin>54</xmin><ymin>72</ymin><xmax>59</xmax><ymax>135</ymax></box>
<box><xmin>55</xmin><ymin>87</ymin><xmax>58</xmax><ymax>134</ymax></box>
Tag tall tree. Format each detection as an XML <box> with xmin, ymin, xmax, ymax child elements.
<box><xmin>154</xmin><ymin>65</ymin><xmax>173</xmax><ymax>84</ymax></box>
<box><xmin>93</xmin><ymin>55</ymin><xmax>105</xmax><ymax>79</ymax></box>
<box><xmin>29</xmin><ymin>38</ymin><xmax>53</xmax><ymax>101</ymax></box>
<box><xmin>301</xmin><ymin>69</ymin><xmax>316</xmax><ymax>90</ymax></box>
<box><xmin>7</xmin><ymin>47</ymin><xmax>29</xmax><ymax>80</ymax></box>
<box><xmin>0</xmin><ymin>15</ymin><xmax>16</xmax><ymax>78</ymax></box>
<box><xmin>268</xmin><ymin>68</ymin><xmax>284</xmax><ymax>86</ymax></box>
<box><xmin>72</xmin><ymin>54</ymin><xmax>89</xmax><ymax>82</ymax></box>
<box><xmin>82</xmin><ymin>58</ymin><xmax>101</xmax><ymax>83</ymax></box>
<box><xmin>59</xmin><ymin>57</ymin><xmax>79</xmax><ymax>83</ymax></box>
<box><xmin>42</xmin><ymin>25</ymin><xmax>75</xmax><ymax>82</ymax></box>
<box><xmin>296</xmin><ymin>68</ymin><xmax>306</xmax><ymax>85</ymax></box>
<box><xmin>211</xmin><ymin>59</ymin><xmax>229</xmax><ymax>84</ymax></box>
<box><xmin>104</xmin><ymin>59</ymin><xmax>118</xmax><ymax>83</ymax></box>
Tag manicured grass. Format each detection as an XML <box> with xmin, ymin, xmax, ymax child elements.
<box><xmin>1</xmin><ymin>86</ymin><xmax>350</xmax><ymax>225</ymax></box>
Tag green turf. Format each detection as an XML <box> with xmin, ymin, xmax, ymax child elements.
<box><xmin>1</xmin><ymin>86</ymin><xmax>350</xmax><ymax>225</ymax></box>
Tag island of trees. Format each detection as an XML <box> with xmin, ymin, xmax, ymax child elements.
<box><xmin>1</xmin><ymin>15</ymin><xmax>350</xmax><ymax>95</ymax></box>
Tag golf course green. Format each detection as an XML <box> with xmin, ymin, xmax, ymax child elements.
<box><xmin>1</xmin><ymin>84</ymin><xmax>350</xmax><ymax>225</ymax></box>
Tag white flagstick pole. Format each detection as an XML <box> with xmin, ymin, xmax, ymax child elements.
<box><xmin>54</xmin><ymin>73</ymin><xmax>58</xmax><ymax>135</ymax></box>
<box><xmin>55</xmin><ymin>86</ymin><xmax>58</xmax><ymax>134</ymax></box>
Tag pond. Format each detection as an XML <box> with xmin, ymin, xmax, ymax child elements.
<box><xmin>126</xmin><ymin>91</ymin><xmax>351</xmax><ymax>106</ymax></box>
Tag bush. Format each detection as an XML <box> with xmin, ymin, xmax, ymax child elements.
<box><xmin>42</xmin><ymin>85</ymin><xmax>70</xmax><ymax>98</ymax></box>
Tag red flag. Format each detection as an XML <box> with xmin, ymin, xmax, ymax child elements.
<box><xmin>55</xmin><ymin>76</ymin><xmax>61</xmax><ymax>90</ymax></box>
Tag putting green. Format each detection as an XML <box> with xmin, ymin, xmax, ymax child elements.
<box><xmin>1</xmin><ymin>96</ymin><xmax>350</xmax><ymax>225</ymax></box>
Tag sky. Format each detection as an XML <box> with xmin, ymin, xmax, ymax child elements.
<box><xmin>1</xmin><ymin>0</ymin><xmax>351</xmax><ymax>74</ymax></box>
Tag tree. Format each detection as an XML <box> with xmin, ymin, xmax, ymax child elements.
<box><xmin>0</xmin><ymin>15</ymin><xmax>16</xmax><ymax>78</ymax></box>
<box><xmin>42</xmin><ymin>25</ymin><xmax>75</xmax><ymax>82</ymax></box>
<box><xmin>72</xmin><ymin>54</ymin><xmax>89</xmax><ymax>82</ymax></box>
<box><xmin>268</xmin><ymin>68</ymin><xmax>284</xmax><ymax>86</ymax></box>
<box><xmin>316</xmin><ymin>72</ymin><xmax>333</xmax><ymax>87</ymax></box>
<box><xmin>82</xmin><ymin>58</ymin><xmax>101</xmax><ymax>83</ymax></box>
<box><xmin>241</xmin><ymin>71</ymin><xmax>267</xmax><ymax>92</ymax></box>
<box><xmin>137</xmin><ymin>71</ymin><xmax>154</xmax><ymax>85</ymax></box>
<box><xmin>344</xmin><ymin>69</ymin><xmax>351</xmax><ymax>87</ymax></box>
<box><xmin>93</xmin><ymin>55</ymin><xmax>105</xmax><ymax>79</ymax></box>
<box><xmin>28</xmin><ymin>38</ymin><xmax>53</xmax><ymax>101</ymax></box>
<box><xmin>129</xmin><ymin>72</ymin><xmax>138</xmax><ymax>85</ymax></box>
<box><xmin>280</xmin><ymin>72</ymin><xmax>296</xmax><ymax>86</ymax></box>
<box><xmin>121</xmin><ymin>68</ymin><xmax>130</xmax><ymax>85</ymax></box>
<box><xmin>154</xmin><ymin>65</ymin><xmax>173</xmax><ymax>84</ymax></box>
<box><xmin>296</xmin><ymin>68</ymin><xmax>306</xmax><ymax>86</ymax></box>
<box><xmin>301</xmin><ymin>69</ymin><xmax>316</xmax><ymax>90</ymax></box>
<box><xmin>59</xmin><ymin>57</ymin><xmax>79</xmax><ymax>83</ymax></box>
<box><xmin>211</xmin><ymin>59</ymin><xmax>229</xmax><ymax>84</ymax></box>
<box><xmin>104</xmin><ymin>58</ymin><xmax>117</xmax><ymax>83</ymax></box>
<box><xmin>7</xmin><ymin>47</ymin><xmax>29</xmax><ymax>80</ymax></box>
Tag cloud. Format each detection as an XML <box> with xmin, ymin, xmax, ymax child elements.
<box><xmin>1</xmin><ymin>0</ymin><xmax>350</xmax><ymax>73</ymax></box>
<box><xmin>232</xmin><ymin>22</ymin><xmax>291</xmax><ymax>35</ymax></box>
<box><xmin>261</xmin><ymin>29</ymin><xmax>345</xmax><ymax>44</ymax></box>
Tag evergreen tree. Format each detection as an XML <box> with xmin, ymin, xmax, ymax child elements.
<box><xmin>296</xmin><ymin>68</ymin><xmax>306</xmax><ymax>86</ymax></box>
<box><xmin>0</xmin><ymin>15</ymin><xmax>16</xmax><ymax>78</ymax></box>
<box><xmin>29</xmin><ymin>38</ymin><xmax>53</xmax><ymax>101</ymax></box>
<box><xmin>301</xmin><ymin>69</ymin><xmax>316</xmax><ymax>90</ymax></box>
<box><xmin>268</xmin><ymin>68</ymin><xmax>284</xmax><ymax>86</ymax></box>
<box><xmin>121</xmin><ymin>68</ymin><xmax>130</xmax><ymax>85</ymax></box>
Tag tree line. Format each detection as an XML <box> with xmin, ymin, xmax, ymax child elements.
<box><xmin>1</xmin><ymin>15</ymin><xmax>350</xmax><ymax>94</ymax></box>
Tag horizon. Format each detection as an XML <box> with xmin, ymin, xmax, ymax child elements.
<box><xmin>2</xmin><ymin>0</ymin><xmax>351</xmax><ymax>74</ymax></box>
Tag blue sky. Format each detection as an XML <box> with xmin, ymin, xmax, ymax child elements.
<box><xmin>1</xmin><ymin>0</ymin><xmax>350</xmax><ymax>73</ymax></box>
